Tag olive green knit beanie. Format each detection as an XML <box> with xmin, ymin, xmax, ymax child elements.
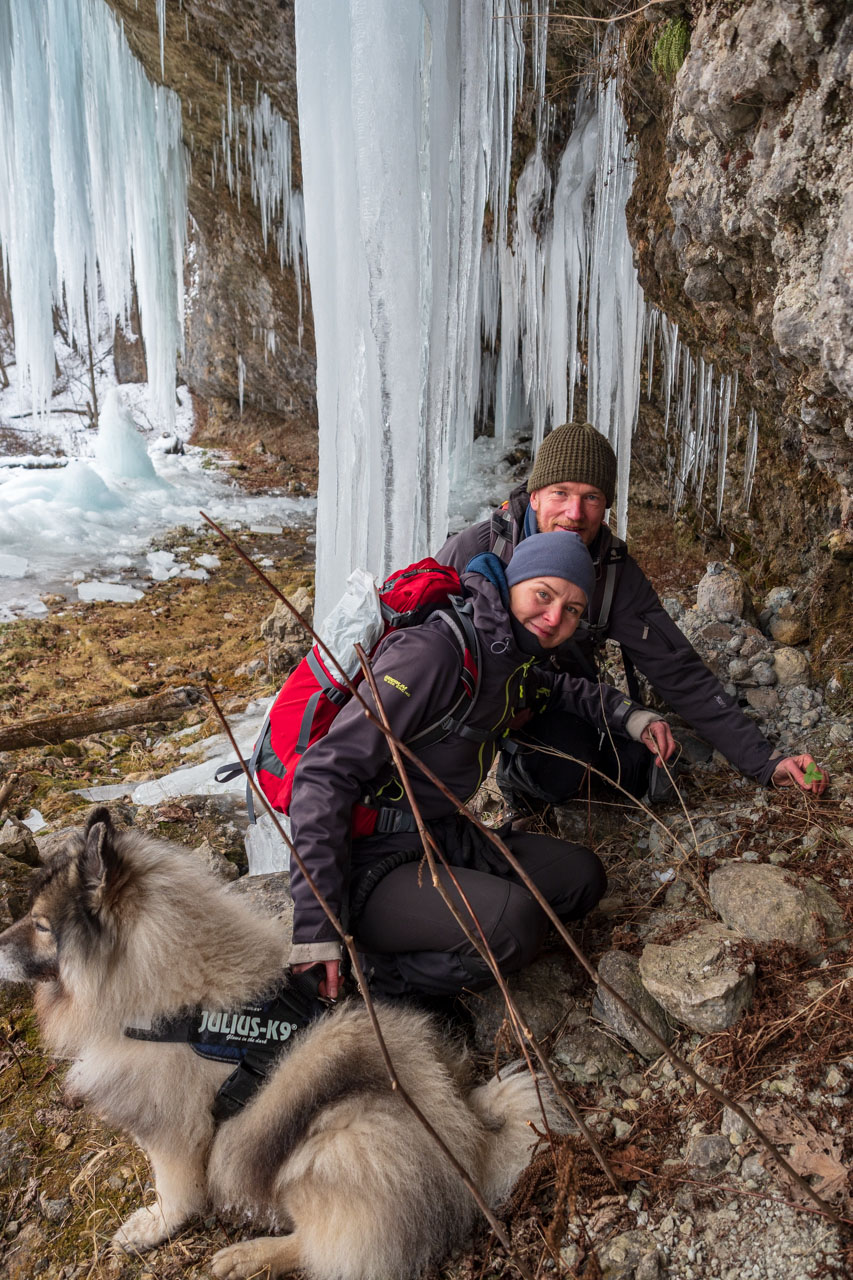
<box><xmin>527</xmin><ymin>422</ymin><xmax>617</xmax><ymax>506</ymax></box>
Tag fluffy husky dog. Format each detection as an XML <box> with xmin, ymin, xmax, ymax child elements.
<box><xmin>0</xmin><ymin>808</ymin><xmax>557</xmax><ymax>1280</ymax></box>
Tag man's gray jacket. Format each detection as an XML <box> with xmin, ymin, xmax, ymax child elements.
<box><xmin>437</xmin><ymin>482</ymin><xmax>779</xmax><ymax>787</ymax></box>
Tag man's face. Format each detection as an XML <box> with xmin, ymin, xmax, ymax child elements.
<box><xmin>508</xmin><ymin>576</ymin><xmax>587</xmax><ymax>648</ymax></box>
<box><xmin>529</xmin><ymin>481</ymin><xmax>607</xmax><ymax>545</ymax></box>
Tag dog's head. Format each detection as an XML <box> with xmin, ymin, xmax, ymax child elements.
<box><xmin>0</xmin><ymin>806</ymin><xmax>130</xmax><ymax>985</ymax></box>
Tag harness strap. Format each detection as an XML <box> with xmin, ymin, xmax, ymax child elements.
<box><xmin>489</xmin><ymin>506</ymin><xmax>514</xmax><ymax>561</ymax></box>
<box><xmin>372</xmin><ymin>807</ymin><xmax>419</xmax><ymax>835</ymax></box>
<box><xmin>598</xmin><ymin>557</ymin><xmax>618</xmax><ymax>632</ymax></box>
<box><xmin>124</xmin><ymin>967</ymin><xmax>330</xmax><ymax>1122</ymax></box>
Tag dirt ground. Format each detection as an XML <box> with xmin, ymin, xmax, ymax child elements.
<box><xmin>0</xmin><ymin>460</ymin><xmax>851</xmax><ymax>1280</ymax></box>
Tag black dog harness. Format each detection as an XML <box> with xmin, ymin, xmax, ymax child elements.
<box><xmin>125</xmin><ymin>967</ymin><xmax>329</xmax><ymax>1122</ymax></box>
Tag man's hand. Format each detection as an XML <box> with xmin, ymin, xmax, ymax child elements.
<box><xmin>771</xmin><ymin>754</ymin><xmax>828</xmax><ymax>795</ymax></box>
<box><xmin>641</xmin><ymin>719</ymin><xmax>677</xmax><ymax>766</ymax></box>
<box><xmin>291</xmin><ymin>959</ymin><xmax>342</xmax><ymax>999</ymax></box>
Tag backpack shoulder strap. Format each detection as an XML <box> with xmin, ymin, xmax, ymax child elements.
<box><xmin>586</xmin><ymin>534</ymin><xmax>627</xmax><ymax>639</ymax></box>
<box><xmin>489</xmin><ymin>503</ymin><xmax>515</xmax><ymax>561</ymax></box>
<box><xmin>405</xmin><ymin>598</ymin><xmax>491</xmax><ymax>748</ymax></box>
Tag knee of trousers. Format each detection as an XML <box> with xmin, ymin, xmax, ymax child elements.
<box><xmin>564</xmin><ymin>847</ymin><xmax>607</xmax><ymax>919</ymax></box>
<box><xmin>488</xmin><ymin>888</ymin><xmax>550</xmax><ymax>972</ymax></box>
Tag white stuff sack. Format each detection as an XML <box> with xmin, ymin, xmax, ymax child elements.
<box><xmin>316</xmin><ymin>567</ymin><xmax>383</xmax><ymax>681</ymax></box>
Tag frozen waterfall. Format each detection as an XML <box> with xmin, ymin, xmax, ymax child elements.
<box><xmin>0</xmin><ymin>0</ymin><xmax>186</xmax><ymax>427</ymax></box>
<box><xmin>295</xmin><ymin>0</ymin><xmax>525</xmax><ymax>625</ymax></box>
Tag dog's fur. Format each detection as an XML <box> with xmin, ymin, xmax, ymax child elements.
<box><xmin>0</xmin><ymin>807</ymin><xmax>558</xmax><ymax>1280</ymax></box>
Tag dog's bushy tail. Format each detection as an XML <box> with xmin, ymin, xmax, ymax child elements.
<box><xmin>468</xmin><ymin>1065</ymin><xmax>568</xmax><ymax>1207</ymax></box>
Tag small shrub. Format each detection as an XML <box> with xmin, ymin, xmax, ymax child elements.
<box><xmin>651</xmin><ymin>17</ymin><xmax>690</xmax><ymax>82</ymax></box>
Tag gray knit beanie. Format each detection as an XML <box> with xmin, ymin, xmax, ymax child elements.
<box><xmin>527</xmin><ymin>422</ymin><xmax>617</xmax><ymax>506</ymax></box>
<box><xmin>505</xmin><ymin>532</ymin><xmax>596</xmax><ymax>603</ymax></box>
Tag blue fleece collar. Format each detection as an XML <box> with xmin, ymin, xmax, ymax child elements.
<box><xmin>464</xmin><ymin>552</ymin><xmax>510</xmax><ymax>607</ymax></box>
<box><xmin>523</xmin><ymin>501</ymin><xmax>538</xmax><ymax>539</ymax></box>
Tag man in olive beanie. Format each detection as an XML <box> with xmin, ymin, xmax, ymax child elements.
<box><xmin>436</xmin><ymin>421</ymin><xmax>827</xmax><ymax>808</ymax></box>
<box><xmin>526</xmin><ymin>421</ymin><xmax>616</xmax><ymax>505</ymax></box>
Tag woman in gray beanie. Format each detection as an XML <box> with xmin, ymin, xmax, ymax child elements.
<box><xmin>290</xmin><ymin>530</ymin><xmax>673</xmax><ymax>1008</ymax></box>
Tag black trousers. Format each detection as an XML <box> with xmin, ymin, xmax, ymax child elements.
<box><xmin>500</xmin><ymin>706</ymin><xmax>651</xmax><ymax>805</ymax></box>
<box><xmin>353</xmin><ymin>830</ymin><xmax>605</xmax><ymax>998</ymax></box>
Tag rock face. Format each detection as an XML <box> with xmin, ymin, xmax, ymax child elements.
<box><xmin>105</xmin><ymin>0</ymin><xmax>317</xmax><ymax>446</ymax></box>
<box><xmin>638</xmin><ymin>923</ymin><xmax>756</xmax><ymax>1033</ymax></box>
<box><xmin>709</xmin><ymin>860</ymin><xmax>847</xmax><ymax>953</ymax></box>
<box><xmin>627</xmin><ymin>0</ymin><xmax>853</xmax><ymax>600</ymax></box>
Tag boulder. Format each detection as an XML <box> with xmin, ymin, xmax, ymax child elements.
<box><xmin>228</xmin><ymin>870</ymin><xmax>294</xmax><ymax>948</ymax></box>
<box><xmin>0</xmin><ymin>818</ymin><xmax>40</xmax><ymax>867</ymax></box>
<box><xmin>552</xmin><ymin>1023</ymin><xmax>632</xmax><ymax>1085</ymax></box>
<box><xmin>695</xmin><ymin>563</ymin><xmax>745</xmax><ymax>621</ymax></box>
<box><xmin>597</xmin><ymin>1229</ymin><xmax>666</xmax><ymax>1280</ymax></box>
<box><xmin>772</xmin><ymin>646</ymin><xmax>811</xmax><ymax>688</ymax></box>
<box><xmin>190</xmin><ymin>837</ymin><xmax>240</xmax><ymax>882</ymax></box>
<box><xmin>638</xmin><ymin>923</ymin><xmax>756</xmax><ymax>1033</ymax></box>
<box><xmin>596</xmin><ymin>950</ymin><xmax>674</xmax><ymax>1059</ymax></box>
<box><xmin>708</xmin><ymin>861</ymin><xmax>846</xmax><ymax>954</ymax></box>
<box><xmin>685</xmin><ymin>1133</ymin><xmax>733</xmax><ymax>1176</ymax></box>
<box><xmin>260</xmin><ymin>588</ymin><xmax>314</xmax><ymax>674</ymax></box>
<box><xmin>768</xmin><ymin>606</ymin><xmax>809</xmax><ymax>647</ymax></box>
<box><xmin>473</xmin><ymin>956</ymin><xmax>582</xmax><ymax>1055</ymax></box>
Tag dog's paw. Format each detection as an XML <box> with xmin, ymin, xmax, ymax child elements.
<box><xmin>210</xmin><ymin>1236</ymin><xmax>300</xmax><ymax>1279</ymax></box>
<box><xmin>111</xmin><ymin>1204</ymin><xmax>174</xmax><ymax>1253</ymax></box>
<box><xmin>210</xmin><ymin>1242</ymin><xmax>264</xmax><ymax>1279</ymax></box>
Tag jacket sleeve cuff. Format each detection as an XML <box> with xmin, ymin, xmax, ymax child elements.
<box><xmin>288</xmin><ymin>940</ymin><xmax>343</xmax><ymax>965</ymax></box>
<box><xmin>625</xmin><ymin>709</ymin><xmax>661</xmax><ymax>741</ymax></box>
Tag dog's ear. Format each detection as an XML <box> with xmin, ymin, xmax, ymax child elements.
<box><xmin>79</xmin><ymin>816</ymin><xmax>120</xmax><ymax>914</ymax></box>
<box><xmin>84</xmin><ymin>806</ymin><xmax>114</xmax><ymax>837</ymax></box>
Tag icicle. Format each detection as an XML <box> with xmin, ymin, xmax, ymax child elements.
<box><xmin>156</xmin><ymin>0</ymin><xmax>165</xmax><ymax>77</ymax></box>
<box><xmin>743</xmin><ymin>407</ymin><xmax>758</xmax><ymax>511</ymax></box>
<box><xmin>715</xmin><ymin>372</ymin><xmax>733</xmax><ymax>525</ymax></box>
<box><xmin>586</xmin><ymin>41</ymin><xmax>644</xmax><ymax>539</ymax></box>
<box><xmin>237</xmin><ymin>353</ymin><xmax>245</xmax><ymax>416</ymax></box>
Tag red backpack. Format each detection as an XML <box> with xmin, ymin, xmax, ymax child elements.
<box><xmin>220</xmin><ymin>559</ymin><xmax>482</xmax><ymax>836</ymax></box>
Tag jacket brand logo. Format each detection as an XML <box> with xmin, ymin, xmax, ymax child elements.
<box><xmin>383</xmin><ymin>675</ymin><xmax>410</xmax><ymax>696</ymax></box>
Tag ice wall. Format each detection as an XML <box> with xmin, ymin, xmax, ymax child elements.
<box><xmin>477</xmin><ymin>49</ymin><xmax>644</xmax><ymax>538</ymax></box>
<box><xmin>295</xmin><ymin>0</ymin><xmax>524</xmax><ymax>624</ymax></box>
<box><xmin>0</xmin><ymin>0</ymin><xmax>186</xmax><ymax>426</ymax></box>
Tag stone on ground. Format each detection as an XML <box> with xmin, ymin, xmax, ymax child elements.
<box><xmin>709</xmin><ymin>860</ymin><xmax>846</xmax><ymax>954</ymax></box>
<box><xmin>596</xmin><ymin>949</ymin><xmax>674</xmax><ymax>1059</ymax></box>
<box><xmin>638</xmin><ymin>923</ymin><xmax>756</xmax><ymax>1033</ymax></box>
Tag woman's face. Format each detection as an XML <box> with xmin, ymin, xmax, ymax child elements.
<box><xmin>508</xmin><ymin>576</ymin><xmax>587</xmax><ymax>648</ymax></box>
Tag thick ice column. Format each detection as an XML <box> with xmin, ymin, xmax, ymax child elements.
<box><xmin>296</xmin><ymin>1</ymin><xmax>519</xmax><ymax>623</ymax></box>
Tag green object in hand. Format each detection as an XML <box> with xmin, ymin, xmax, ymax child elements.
<box><xmin>803</xmin><ymin>763</ymin><xmax>823</xmax><ymax>785</ymax></box>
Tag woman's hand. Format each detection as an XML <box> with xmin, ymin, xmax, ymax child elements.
<box><xmin>641</xmin><ymin>719</ymin><xmax>677</xmax><ymax>766</ymax></box>
<box><xmin>291</xmin><ymin>959</ymin><xmax>342</xmax><ymax>999</ymax></box>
